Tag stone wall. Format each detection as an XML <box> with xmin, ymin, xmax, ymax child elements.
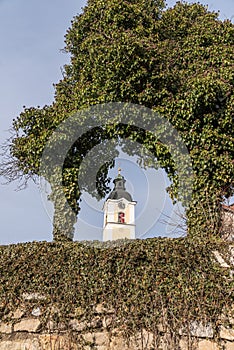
<box><xmin>222</xmin><ymin>206</ymin><xmax>234</xmax><ymax>241</ymax></box>
<box><xmin>1</xmin><ymin>294</ymin><xmax>234</xmax><ymax>350</ymax></box>
<box><xmin>1</xmin><ymin>239</ymin><xmax>234</xmax><ymax>350</ymax></box>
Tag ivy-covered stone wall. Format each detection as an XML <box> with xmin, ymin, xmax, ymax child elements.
<box><xmin>222</xmin><ymin>206</ymin><xmax>234</xmax><ymax>241</ymax></box>
<box><xmin>1</xmin><ymin>299</ymin><xmax>234</xmax><ymax>349</ymax></box>
<box><xmin>0</xmin><ymin>238</ymin><xmax>234</xmax><ymax>349</ymax></box>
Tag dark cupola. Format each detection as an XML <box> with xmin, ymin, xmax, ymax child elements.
<box><xmin>107</xmin><ymin>168</ymin><xmax>133</xmax><ymax>202</ymax></box>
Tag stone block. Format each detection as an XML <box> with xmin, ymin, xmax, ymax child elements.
<box><xmin>14</xmin><ymin>318</ymin><xmax>41</xmax><ymax>332</ymax></box>
<box><xmin>180</xmin><ymin>338</ymin><xmax>216</xmax><ymax>350</ymax></box>
<box><xmin>82</xmin><ymin>331</ymin><xmax>109</xmax><ymax>347</ymax></box>
<box><xmin>110</xmin><ymin>336</ymin><xmax>131</xmax><ymax>350</ymax></box>
<box><xmin>157</xmin><ymin>333</ymin><xmax>181</xmax><ymax>350</ymax></box>
<box><xmin>82</xmin><ymin>332</ymin><xmax>94</xmax><ymax>344</ymax></box>
<box><xmin>0</xmin><ymin>338</ymin><xmax>40</xmax><ymax>350</ymax></box>
<box><xmin>198</xmin><ymin>339</ymin><xmax>219</xmax><ymax>350</ymax></box>
<box><xmin>189</xmin><ymin>321</ymin><xmax>214</xmax><ymax>338</ymax></box>
<box><xmin>95</xmin><ymin>303</ymin><xmax>114</xmax><ymax>314</ymax></box>
<box><xmin>69</xmin><ymin>316</ymin><xmax>102</xmax><ymax>332</ymax></box>
<box><xmin>22</xmin><ymin>292</ymin><xmax>46</xmax><ymax>301</ymax></box>
<box><xmin>95</xmin><ymin>303</ymin><xmax>105</xmax><ymax>314</ymax></box>
<box><xmin>46</xmin><ymin>320</ymin><xmax>55</xmax><ymax>331</ymax></box>
<box><xmin>220</xmin><ymin>326</ymin><xmax>234</xmax><ymax>341</ymax></box>
<box><xmin>225</xmin><ymin>341</ymin><xmax>234</xmax><ymax>350</ymax></box>
<box><xmin>179</xmin><ymin>338</ymin><xmax>190</xmax><ymax>350</ymax></box>
<box><xmin>102</xmin><ymin>316</ymin><xmax>113</xmax><ymax>328</ymax></box>
<box><xmin>31</xmin><ymin>307</ymin><xmax>42</xmax><ymax>317</ymax></box>
<box><xmin>179</xmin><ymin>338</ymin><xmax>189</xmax><ymax>350</ymax></box>
<box><xmin>157</xmin><ymin>323</ymin><xmax>164</xmax><ymax>332</ymax></box>
<box><xmin>0</xmin><ymin>321</ymin><xmax>12</xmax><ymax>333</ymax></box>
<box><xmin>89</xmin><ymin>316</ymin><xmax>102</xmax><ymax>329</ymax></box>
<box><xmin>94</xmin><ymin>331</ymin><xmax>109</xmax><ymax>346</ymax></box>
<box><xmin>69</xmin><ymin>319</ymin><xmax>86</xmax><ymax>331</ymax></box>
<box><xmin>39</xmin><ymin>334</ymin><xmax>78</xmax><ymax>350</ymax></box>
<box><xmin>12</xmin><ymin>308</ymin><xmax>25</xmax><ymax>319</ymax></box>
<box><xmin>130</xmin><ymin>329</ymin><xmax>154</xmax><ymax>349</ymax></box>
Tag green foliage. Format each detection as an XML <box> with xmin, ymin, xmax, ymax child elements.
<box><xmin>2</xmin><ymin>0</ymin><xmax>234</xmax><ymax>239</ymax></box>
<box><xmin>0</xmin><ymin>238</ymin><xmax>233</xmax><ymax>344</ymax></box>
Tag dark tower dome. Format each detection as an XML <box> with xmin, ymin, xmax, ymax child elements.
<box><xmin>107</xmin><ymin>169</ymin><xmax>133</xmax><ymax>202</ymax></box>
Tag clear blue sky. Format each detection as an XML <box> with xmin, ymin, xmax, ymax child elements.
<box><xmin>0</xmin><ymin>0</ymin><xmax>233</xmax><ymax>245</ymax></box>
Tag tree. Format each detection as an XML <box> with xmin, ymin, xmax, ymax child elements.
<box><xmin>1</xmin><ymin>0</ymin><xmax>234</xmax><ymax>241</ymax></box>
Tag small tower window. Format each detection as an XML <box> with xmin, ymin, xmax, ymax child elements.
<box><xmin>118</xmin><ymin>212</ymin><xmax>125</xmax><ymax>223</ymax></box>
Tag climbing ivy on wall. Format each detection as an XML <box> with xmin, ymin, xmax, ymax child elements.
<box><xmin>1</xmin><ymin>0</ymin><xmax>234</xmax><ymax>240</ymax></box>
<box><xmin>0</xmin><ymin>238</ymin><xmax>233</xmax><ymax>348</ymax></box>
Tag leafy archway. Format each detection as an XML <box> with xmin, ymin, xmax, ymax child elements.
<box><xmin>39</xmin><ymin>102</ymin><xmax>192</xmax><ymax>241</ymax></box>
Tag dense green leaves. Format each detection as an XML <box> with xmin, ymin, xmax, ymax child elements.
<box><xmin>0</xmin><ymin>238</ymin><xmax>233</xmax><ymax>343</ymax></box>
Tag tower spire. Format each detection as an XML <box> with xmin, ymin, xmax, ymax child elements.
<box><xmin>103</xmin><ymin>171</ymin><xmax>136</xmax><ymax>241</ymax></box>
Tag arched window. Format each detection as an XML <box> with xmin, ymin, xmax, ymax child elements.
<box><xmin>118</xmin><ymin>212</ymin><xmax>125</xmax><ymax>223</ymax></box>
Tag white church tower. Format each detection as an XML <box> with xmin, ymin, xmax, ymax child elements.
<box><xmin>103</xmin><ymin>169</ymin><xmax>136</xmax><ymax>241</ymax></box>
